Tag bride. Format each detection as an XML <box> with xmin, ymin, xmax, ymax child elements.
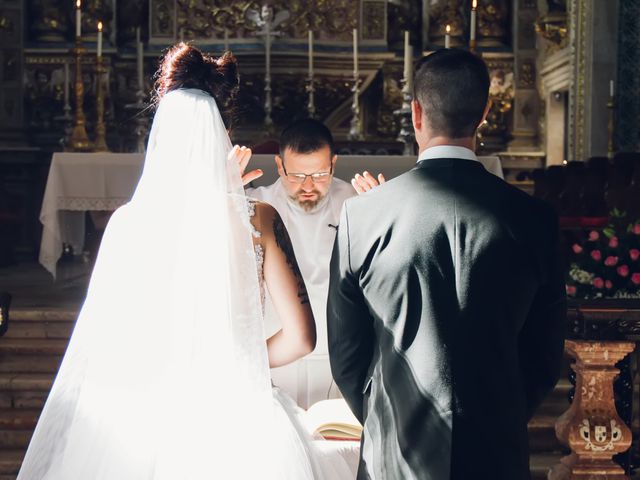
<box><xmin>18</xmin><ymin>44</ymin><xmax>354</xmax><ymax>479</ymax></box>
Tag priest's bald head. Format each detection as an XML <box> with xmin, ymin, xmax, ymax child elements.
<box><xmin>411</xmin><ymin>48</ymin><xmax>491</xmax><ymax>153</ymax></box>
<box><xmin>275</xmin><ymin>119</ymin><xmax>337</xmax><ymax>212</ymax></box>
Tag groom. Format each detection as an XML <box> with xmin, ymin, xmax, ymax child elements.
<box><xmin>327</xmin><ymin>48</ymin><xmax>566</xmax><ymax>479</ymax></box>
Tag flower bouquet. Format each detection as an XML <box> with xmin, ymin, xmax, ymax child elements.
<box><xmin>567</xmin><ymin>210</ymin><xmax>640</xmax><ymax>299</ymax></box>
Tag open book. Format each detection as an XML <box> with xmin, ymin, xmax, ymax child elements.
<box><xmin>303</xmin><ymin>399</ymin><xmax>363</xmax><ymax>441</ymax></box>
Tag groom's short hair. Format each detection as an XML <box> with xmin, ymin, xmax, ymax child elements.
<box><xmin>413</xmin><ymin>48</ymin><xmax>490</xmax><ymax>139</ymax></box>
<box><xmin>279</xmin><ymin>119</ymin><xmax>335</xmax><ymax>157</ymax></box>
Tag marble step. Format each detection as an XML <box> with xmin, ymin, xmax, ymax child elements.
<box><xmin>528</xmin><ymin>414</ymin><xmax>563</xmax><ymax>452</ymax></box>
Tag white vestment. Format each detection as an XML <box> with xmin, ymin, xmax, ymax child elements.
<box><xmin>248</xmin><ymin>177</ymin><xmax>355</xmax><ymax>408</ymax></box>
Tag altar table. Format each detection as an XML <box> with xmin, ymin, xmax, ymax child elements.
<box><xmin>39</xmin><ymin>153</ymin><xmax>503</xmax><ymax>278</ymax></box>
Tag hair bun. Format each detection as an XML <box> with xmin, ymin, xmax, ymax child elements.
<box><xmin>154</xmin><ymin>43</ymin><xmax>240</xmax><ymax>127</ymax></box>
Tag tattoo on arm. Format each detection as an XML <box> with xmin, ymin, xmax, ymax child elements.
<box><xmin>273</xmin><ymin>214</ymin><xmax>310</xmax><ymax>305</ymax></box>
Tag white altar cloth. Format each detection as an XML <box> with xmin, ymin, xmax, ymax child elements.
<box><xmin>39</xmin><ymin>152</ymin><xmax>144</xmax><ymax>277</ymax></box>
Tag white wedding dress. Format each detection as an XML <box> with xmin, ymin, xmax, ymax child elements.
<box><xmin>17</xmin><ymin>89</ymin><xmax>354</xmax><ymax>479</ymax></box>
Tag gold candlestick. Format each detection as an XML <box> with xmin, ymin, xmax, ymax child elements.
<box><xmin>607</xmin><ymin>96</ymin><xmax>615</xmax><ymax>159</ymax></box>
<box><xmin>68</xmin><ymin>38</ymin><xmax>92</xmax><ymax>151</ymax></box>
<box><xmin>94</xmin><ymin>56</ymin><xmax>109</xmax><ymax>152</ymax></box>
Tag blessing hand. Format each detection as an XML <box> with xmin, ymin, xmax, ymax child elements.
<box><xmin>229</xmin><ymin>145</ymin><xmax>263</xmax><ymax>186</ymax></box>
<box><xmin>351</xmin><ymin>171</ymin><xmax>386</xmax><ymax>195</ymax></box>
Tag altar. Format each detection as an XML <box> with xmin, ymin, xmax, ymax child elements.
<box><xmin>38</xmin><ymin>152</ymin><xmax>503</xmax><ymax>278</ymax></box>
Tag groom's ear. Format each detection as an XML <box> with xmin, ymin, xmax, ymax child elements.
<box><xmin>411</xmin><ymin>99</ymin><xmax>423</xmax><ymax>132</ymax></box>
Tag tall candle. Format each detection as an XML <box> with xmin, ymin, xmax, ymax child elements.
<box><xmin>403</xmin><ymin>31</ymin><xmax>412</xmax><ymax>81</ymax></box>
<box><xmin>470</xmin><ymin>0</ymin><xmax>477</xmax><ymax>42</ymax></box>
<box><xmin>63</xmin><ymin>61</ymin><xmax>70</xmax><ymax>106</ymax></box>
<box><xmin>308</xmin><ymin>30</ymin><xmax>314</xmax><ymax>78</ymax></box>
<box><xmin>224</xmin><ymin>29</ymin><xmax>229</xmax><ymax>51</ymax></box>
<box><xmin>75</xmin><ymin>0</ymin><xmax>82</xmax><ymax>38</ymax></box>
<box><xmin>97</xmin><ymin>21</ymin><xmax>103</xmax><ymax>58</ymax></box>
<box><xmin>445</xmin><ymin>24</ymin><xmax>451</xmax><ymax>49</ymax></box>
<box><xmin>610</xmin><ymin>80</ymin><xmax>614</xmax><ymax>98</ymax></box>
<box><xmin>353</xmin><ymin>28</ymin><xmax>358</xmax><ymax>77</ymax></box>
<box><xmin>136</xmin><ymin>27</ymin><xmax>143</xmax><ymax>90</ymax></box>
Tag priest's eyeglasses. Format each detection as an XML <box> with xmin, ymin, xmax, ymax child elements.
<box><xmin>282</xmin><ymin>164</ymin><xmax>333</xmax><ymax>184</ymax></box>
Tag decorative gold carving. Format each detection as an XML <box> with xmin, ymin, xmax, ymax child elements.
<box><xmin>150</xmin><ymin>0</ymin><xmax>176</xmax><ymax>38</ymax></box>
<box><xmin>175</xmin><ymin>0</ymin><xmax>357</xmax><ymax>41</ymax></box>
<box><xmin>0</xmin><ymin>13</ymin><xmax>15</xmax><ymax>33</ymax></box>
<box><xmin>550</xmin><ymin>341</ymin><xmax>634</xmax><ymax>480</ymax></box>
<box><xmin>519</xmin><ymin>60</ymin><xmax>535</xmax><ymax>88</ymax></box>
<box><xmin>30</xmin><ymin>0</ymin><xmax>69</xmax><ymax>42</ymax></box>
<box><xmin>535</xmin><ymin>11</ymin><xmax>568</xmax><ymax>51</ymax></box>
<box><xmin>361</xmin><ymin>1</ymin><xmax>386</xmax><ymax>40</ymax></box>
<box><xmin>476</xmin><ymin>0</ymin><xmax>509</xmax><ymax>47</ymax></box>
<box><xmin>478</xmin><ymin>58</ymin><xmax>515</xmax><ymax>152</ymax></box>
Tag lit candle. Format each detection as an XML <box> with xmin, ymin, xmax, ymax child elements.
<box><xmin>308</xmin><ymin>30</ymin><xmax>314</xmax><ymax>78</ymax></box>
<box><xmin>610</xmin><ymin>80</ymin><xmax>614</xmax><ymax>98</ymax></box>
<box><xmin>97</xmin><ymin>21</ymin><xmax>103</xmax><ymax>58</ymax></box>
<box><xmin>353</xmin><ymin>28</ymin><xmax>358</xmax><ymax>77</ymax></box>
<box><xmin>471</xmin><ymin>0</ymin><xmax>477</xmax><ymax>42</ymax></box>
<box><xmin>445</xmin><ymin>24</ymin><xmax>451</xmax><ymax>49</ymax></box>
<box><xmin>403</xmin><ymin>31</ymin><xmax>413</xmax><ymax>85</ymax></box>
<box><xmin>75</xmin><ymin>0</ymin><xmax>82</xmax><ymax>38</ymax></box>
<box><xmin>136</xmin><ymin>27</ymin><xmax>143</xmax><ymax>90</ymax></box>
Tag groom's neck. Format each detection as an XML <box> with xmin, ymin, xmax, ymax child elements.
<box><xmin>417</xmin><ymin>135</ymin><xmax>476</xmax><ymax>156</ymax></box>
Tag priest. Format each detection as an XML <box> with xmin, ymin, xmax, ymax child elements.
<box><xmin>246</xmin><ymin>119</ymin><xmax>355</xmax><ymax>407</ymax></box>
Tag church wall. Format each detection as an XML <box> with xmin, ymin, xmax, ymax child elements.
<box><xmin>617</xmin><ymin>0</ymin><xmax>640</xmax><ymax>152</ymax></box>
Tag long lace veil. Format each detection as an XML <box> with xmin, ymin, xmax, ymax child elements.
<box><xmin>18</xmin><ymin>89</ymin><xmax>277</xmax><ymax>479</ymax></box>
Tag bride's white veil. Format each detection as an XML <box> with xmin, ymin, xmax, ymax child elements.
<box><xmin>18</xmin><ymin>89</ymin><xmax>279</xmax><ymax>479</ymax></box>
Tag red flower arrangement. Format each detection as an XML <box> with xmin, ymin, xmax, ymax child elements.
<box><xmin>567</xmin><ymin>210</ymin><xmax>640</xmax><ymax>299</ymax></box>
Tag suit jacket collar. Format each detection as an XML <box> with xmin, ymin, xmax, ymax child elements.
<box><xmin>413</xmin><ymin>157</ymin><xmax>487</xmax><ymax>172</ymax></box>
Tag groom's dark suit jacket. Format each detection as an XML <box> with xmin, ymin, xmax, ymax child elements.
<box><xmin>328</xmin><ymin>158</ymin><xmax>566</xmax><ymax>480</ymax></box>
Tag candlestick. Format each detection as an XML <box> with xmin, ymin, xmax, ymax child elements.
<box><xmin>94</xmin><ymin>56</ymin><xmax>109</xmax><ymax>152</ymax></box>
<box><xmin>68</xmin><ymin>37</ymin><xmax>92</xmax><ymax>151</ymax></box>
<box><xmin>445</xmin><ymin>25</ymin><xmax>451</xmax><ymax>49</ymax></box>
<box><xmin>607</xmin><ymin>88</ymin><xmax>616</xmax><ymax>159</ymax></box>
<box><xmin>75</xmin><ymin>0</ymin><xmax>82</xmax><ymax>38</ymax></box>
<box><xmin>308</xmin><ymin>30</ymin><xmax>314</xmax><ymax>78</ymax></box>
<box><xmin>63</xmin><ymin>60</ymin><xmax>70</xmax><ymax>108</ymax></box>
<box><xmin>97</xmin><ymin>21</ymin><xmax>103</xmax><ymax>58</ymax></box>
<box><xmin>353</xmin><ymin>28</ymin><xmax>359</xmax><ymax>77</ymax></box>
<box><xmin>470</xmin><ymin>0</ymin><xmax>477</xmax><ymax>51</ymax></box>
<box><xmin>136</xmin><ymin>27</ymin><xmax>143</xmax><ymax>91</ymax></box>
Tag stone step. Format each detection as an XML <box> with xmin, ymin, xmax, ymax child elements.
<box><xmin>0</xmin><ymin>354</ymin><xmax>62</xmax><ymax>374</ymax></box>
<box><xmin>0</xmin><ymin>449</ymin><xmax>23</xmax><ymax>476</ymax></box>
<box><xmin>2</xmin><ymin>309</ymin><xmax>76</xmax><ymax>340</ymax></box>
<box><xmin>0</xmin><ymin>411</ymin><xmax>39</xmax><ymax>432</ymax></box>
<box><xmin>530</xmin><ymin>452</ymin><xmax>565</xmax><ymax>480</ymax></box>
<box><xmin>528</xmin><ymin>414</ymin><xmax>563</xmax><ymax>452</ymax></box>
<box><xmin>0</xmin><ymin>430</ymin><xmax>31</xmax><ymax>450</ymax></box>
<box><xmin>0</xmin><ymin>374</ymin><xmax>54</xmax><ymax>410</ymax></box>
<box><xmin>0</xmin><ymin>339</ymin><xmax>67</xmax><ymax>356</ymax></box>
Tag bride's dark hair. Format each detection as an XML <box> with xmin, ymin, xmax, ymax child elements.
<box><xmin>153</xmin><ymin>43</ymin><xmax>239</xmax><ymax>128</ymax></box>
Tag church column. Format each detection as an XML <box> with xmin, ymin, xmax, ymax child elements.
<box><xmin>567</xmin><ymin>0</ymin><xmax>619</xmax><ymax>161</ymax></box>
<box><xmin>0</xmin><ymin>0</ymin><xmax>25</xmax><ymax>145</ymax></box>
